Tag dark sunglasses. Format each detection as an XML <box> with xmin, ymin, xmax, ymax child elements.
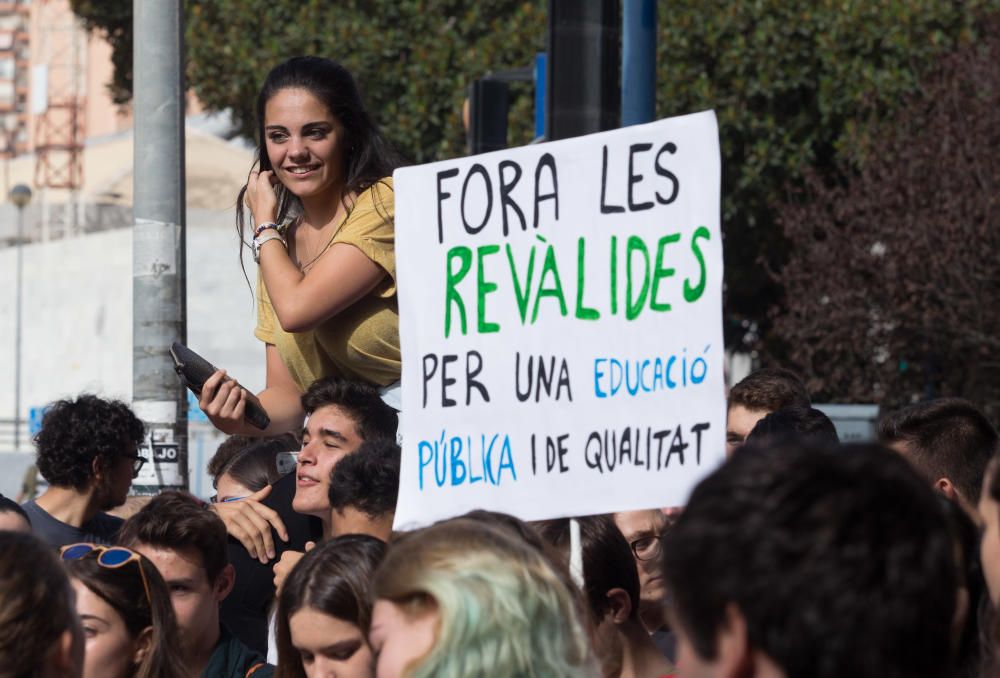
<box><xmin>60</xmin><ymin>543</ymin><xmax>152</xmax><ymax>604</ymax></box>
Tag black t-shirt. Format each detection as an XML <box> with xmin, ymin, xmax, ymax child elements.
<box><xmin>21</xmin><ymin>499</ymin><xmax>123</xmax><ymax>549</ymax></box>
<box><xmin>219</xmin><ymin>472</ymin><xmax>322</xmax><ymax>655</ymax></box>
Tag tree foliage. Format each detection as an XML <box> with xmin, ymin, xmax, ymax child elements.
<box><xmin>655</xmin><ymin>0</ymin><xmax>996</xmax><ymax>348</ymax></box>
<box><xmin>771</xmin><ymin>15</ymin><xmax>1000</xmax><ymax>416</ymax></box>
<box><xmin>183</xmin><ymin>1</ymin><xmax>546</xmax><ymax>162</ymax></box>
<box><xmin>69</xmin><ymin>0</ymin><xmax>132</xmax><ymax>103</ymax></box>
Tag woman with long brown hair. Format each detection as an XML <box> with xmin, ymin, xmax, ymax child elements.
<box><xmin>199</xmin><ymin>56</ymin><xmax>405</xmax><ymax>438</ymax></box>
<box><xmin>62</xmin><ymin>544</ymin><xmax>187</xmax><ymax>678</ymax></box>
<box><xmin>275</xmin><ymin>535</ymin><xmax>386</xmax><ymax>678</ymax></box>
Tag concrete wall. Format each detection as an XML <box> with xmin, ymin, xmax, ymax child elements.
<box><xmin>0</xmin><ymin>208</ymin><xmax>266</xmax><ymax>486</ymax></box>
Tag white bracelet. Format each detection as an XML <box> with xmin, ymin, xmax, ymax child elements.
<box><xmin>252</xmin><ymin>231</ymin><xmax>286</xmax><ymax>264</ymax></box>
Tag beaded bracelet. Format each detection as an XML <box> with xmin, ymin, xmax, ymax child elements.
<box><xmin>253</xmin><ymin>221</ymin><xmax>281</xmax><ymax>238</ymax></box>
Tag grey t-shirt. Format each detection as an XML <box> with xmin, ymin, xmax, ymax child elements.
<box><xmin>21</xmin><ymin>499</ymin><xmax>123</xmax><ymax>549</ymax></box>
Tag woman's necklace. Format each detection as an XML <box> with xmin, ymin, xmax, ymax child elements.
<box><xmin>293</xmin><ymin>205</ymin><xmax>349</xmax><ymax>272</ymax></box>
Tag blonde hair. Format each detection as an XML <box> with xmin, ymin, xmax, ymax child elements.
<box><xmin>374</xmin><ymin>518</ymin><xmax>598</xmax><ymax>678</ymax></box>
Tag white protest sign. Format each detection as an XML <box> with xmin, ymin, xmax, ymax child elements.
<box><xmin>393</xmin><ymin>111</ymin><xmax>724</xmax><ymax>528</ymax></box>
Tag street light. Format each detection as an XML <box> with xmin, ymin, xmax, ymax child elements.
<box><xmin>9</xmin><ymin>183</ymin><xmax>30</xmax><ymax>452</ymax></box>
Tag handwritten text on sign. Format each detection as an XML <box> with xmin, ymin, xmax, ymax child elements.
<box><xmin>394</xmin><ymin>111</ymin><xmax>725</xmax><ymax>527</ymax></box>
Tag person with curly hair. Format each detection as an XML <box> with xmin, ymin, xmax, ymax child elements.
<box><xmin>21</xmin><ymin>394</ymin><xmax>146</xmax><ymax>548</ymax></box>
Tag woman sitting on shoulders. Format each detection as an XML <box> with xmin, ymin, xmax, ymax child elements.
<box><xmin>201</xmin><ymin>56</ymin><xmax>405</xmax><ymax>437</ymax></box>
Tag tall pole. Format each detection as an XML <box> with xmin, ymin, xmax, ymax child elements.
<box><xmin>10</xmin><ymin>183</ymin><xmax>31</xmax><ymax>452</ymax></box>
<box><xmin>13</xmin><ymin>205</ymin><xmax>22</xmax><ymax>450</ymax></box>
<box><xmin>132</xmin><ymin>0</ymin><xmax>187</xmax><ymax>492</ymax></box>
<box><xmin>546</xmin><ymin>0</ymin><xmax>621</xmax><ymax>141</ymax></box>
<box><xmin>621</xmin><ymin>0</ymin><xmax>656</xmax><ymax>126</ymax></box>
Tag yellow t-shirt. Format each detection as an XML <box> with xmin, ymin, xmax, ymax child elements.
<box><xmin>255</xmin><ymin>178</ymin><xmax>401</xmax><ymax>390</ymax></box>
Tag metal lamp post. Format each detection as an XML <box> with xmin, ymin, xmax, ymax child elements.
<box><xmin>9</xmin><ymin>183</ymin><xmax>31</xmax><ymax>451</ymax></box>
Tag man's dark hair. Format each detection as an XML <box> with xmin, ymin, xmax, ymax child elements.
<box><xmin>877</xmin><ymin>398</ymin><xmax>999</xmax><ymax>502</ymax></box>
<box><xmin>663</xmin><ymin>442</ymin><xmax>956</xmax><ymax>678</ymax></box>
<box><xmin>0</xmin><ymin>494</ymin><xmax>28</xmax><ymax>522</ymax></box>
<box><xmin>727</xmin><ymin>368</ymin><xmax>810</xmax><ymax>413</ymax></box>
<box><xmin>744</xmin><ymin>405</ymin><xmax>839</xmax><ymax>446</ymax></box>
<box><xmin>118</xmin><ymin>490</ymin><xmax>229</xmax><ymax>584</ymax></box>
<box><xmin>301</xmin><ymin>377</ymin><xmax>398</xmax><ymax>442</ymax></box>
<box><xmin>33</xmin><ymin>395</ymin><xmax>145</xmax><ymax>489</ymax></box>
<box><xmin>536</xmin><ymin>515</ymin><xmax>641</xmax><ymax>623</ymax></box>
<box><xmin>328</xmin><ymin>439</ymin><xmax>401</xmax><ymax>519</ymax></box>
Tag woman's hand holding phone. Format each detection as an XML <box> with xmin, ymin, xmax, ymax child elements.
<box><xmin>199</xmin><ymin>369</ymin><xmax>248</xmax><ymax>435</ymax></box>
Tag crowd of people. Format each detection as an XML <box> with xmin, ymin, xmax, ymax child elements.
<box><xmin>2</xmin><ymin>367</ymin><xmax>999</xmax><ymax>677</ymax></box>
<box><xmin>2</xmin><ymin>56</ymin><xmax>997</xmax><ymax>678</ymax></box>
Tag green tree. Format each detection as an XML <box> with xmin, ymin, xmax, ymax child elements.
<box><xmin>69</xmin><ymin>0</ymin><xmax>131</xmax><ymax>103</ymax></box>
<box><xmin>187</xmin><ymin>1</ymin><xmax>549</xmax><ymax>161</ymax></box>
<box><xmin>655</xmin><ymin>0</ymin><xmax>996</xmax><ymax>349</ymax></box>
<box><xmin>771</xmin><ymin>14</ymin><xmax>1000</xmax><ymax>416</ymax></box>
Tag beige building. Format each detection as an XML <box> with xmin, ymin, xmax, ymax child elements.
<box><xmin>1</xmin><ymin>0</ymin><xmax>131</xmax><ymax>161</ymax></box>
<box><xmin>0</xmin><ymin>0</ymin><xmax>225</xmax><ymax>243</ymax></box>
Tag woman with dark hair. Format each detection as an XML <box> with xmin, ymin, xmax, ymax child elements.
<box><xmin>0</xmin><ymin>532</ymin><xmax>83</xmax><ymax>677</ymax></box>
<box><xmin>208</xmin><ymin>436</ymin><xmax>296</xmax><ymax>503</ymax></box>
<box><xmin>199</xmin><ymin>56</ymin><xmax>405</xmax><ymax>437</ymax></box>
<box><xmin>62</xmin><ymin>544</ymin><xmax>187</xmax><ymax>678</ymax></box>
<box><xmin>275</xmin><ymin>534</ymin><xmax>386</xmax><ymax>678</ymax></box>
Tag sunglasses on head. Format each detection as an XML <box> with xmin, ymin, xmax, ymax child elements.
<box><xmin>60</xmin><ymin>543</ymin><xmax>152</xmax><ymax>605</ymax></box>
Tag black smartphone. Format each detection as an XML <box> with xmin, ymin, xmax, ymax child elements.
<box><xmin>169</xmin><ymin>342</ymin><xmax>271</xmax><ymax>430</ymax></box>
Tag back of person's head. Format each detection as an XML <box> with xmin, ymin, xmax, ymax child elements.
<box><xmin>878</xmin><ymin>398</ymin><xmax>998</xmax><ymax>503</ymax></box>
<box><xmin>460</xmin><ymin>510</ymin><xmax>581</xmax><ymax>603</ymax></box>
<box><xmin>462</xmin><ymin>510</ymin><xmax>562</xmax><ymax>563</ymax></box>
<box><xmin>301</xmin><ymin>377</ymin><xmax>398</xmax><ymax>442</ymax></box>
<box><xmin>118</xmin><ymin>491</ymin><xmax>228</xmax><ymax>585</ymax></box>
<box><xmin>727</xmin><ymin>367</ymin><xmax>810</xmax><ymax>413</ymax></box>
<box><xmin>63</xmin><ymin>545</ymin><xmax>186</xmax><ymax>678</ymax></box>
<box><xmin>0</xmin><ymin>532</ymin><xmax>81</xmax><ymax>677</ymax></box>
<box><xmin>276</xmin><ymin>535</ymin><xmax>387</xmax><ymax>678</ymax></box>
<box><xmin>0</xmin><ymin>493</ymin><xmax>31</xmax><ymax>532</ymax></box>
<box><xmin>33</xmin><ymin>395</ymin><xmax>145</xmax><ymax>489</ymax></box>
<box><xmin>663</xmin><ymin>442</ymin><xmax>956</xmax><ymax>678</ymax></box>
<box><xmin>373</xmin><ymin>517</ymin><xmax>596</xmax><ymax>677</ymax></box>
<box><xmin>744</xmin><ymin>405</ymin><xmax>840</xmax><ymax>446</ymax></box>
<box><xmin>207</xmin><ymin>434</ymin><xmax>297</xmax><ymax>489</ymax></box>
<box><xmin>328</xmin><ymin>438</ymin><xmax>401</xmax><ymax>519</ymax></box>
<box><xmin>535</xmin><ymin>515</ymin><xmax>641</xmax><ymax>625</ymax></box>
